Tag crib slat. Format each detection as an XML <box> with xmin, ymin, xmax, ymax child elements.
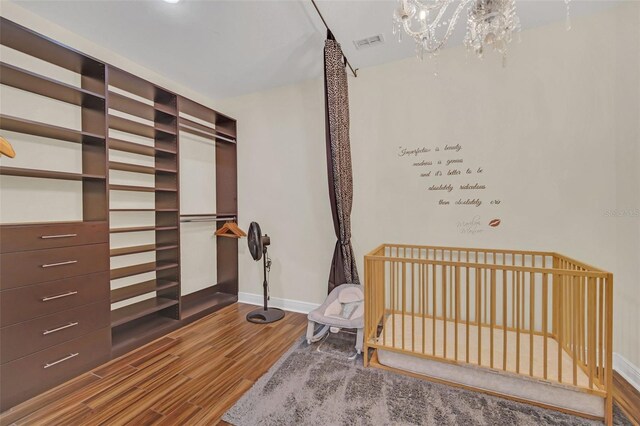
<box><xmin>588</xmin><ymin>276</ymin><xmax>595</xmax><ymax>389</ymax></box>
<box><xmin>543</xmin><ymin>272</ymin><xmax>548</xmax><ymax>380</ymax></box>
<box><xmin>490</xmin><ymin>269</ymin><xmax>496</xmax><ymax>369</ymax></box>
<box><xmin>503</xmin><ymin>269</ymin><xmax>508</xmax><ymax>371</ymax></box>
<box><xmin>558</xmin><ymin>271</ymin><xmax>563</xmax><ymax>384</ymax></box>
<box><xmin>402</xmin><ymin>261</ymin><xmax>406</xmax><ymax>351</ymax></box>
<box><xmin>432</xmin><ymin>263</ymin><xmax>437</xmax><ymax>357</ymax></box>
<box><xmin>598</xmin><ymin>278</ymin><xmax>604</xmax><ymax>385</ymax></box>
<box><xmin>443</xmin><ymin>264</ymin><xmax>447</xmax><ymax>359</ymax></box>
<box><xmin>411</xmin><ymin>260</ymin><xmax>415</xmax><ymax>353</ymax></box>
<box><xmin>530</xmin><ymin>271</ymin><xmax>535</xmax><ymax>377</ymax></box>
<box><xmin>466</xmin><ymin>266</ymin><xmax>470</xmax><ymax>363</ymax></box>
<box><xmin>392</xmin><ymin>261</ymin><xmax>396</xmax><ymax>349</ymax></box>
<box><xmin>516</xmin><ymin>271</ymin><xmax>521</xmax><ymax>374</ymax></box>
<box><xmin>455</xmin><ymin>266</ymin><xmax>460</xmax><ymax>361</ymax></box>
<box><xmin>571</xmin><ymin>276</ymin><xmax>579</xmax><ymax>386</ymax></box>
<box><xmin>476</xmin><ymin>268</ymin><xmax>482</xmax><ymax>366</ymax></box>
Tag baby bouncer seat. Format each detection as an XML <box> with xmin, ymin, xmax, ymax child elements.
<box><xmin>306</xmin><ymin>284</ymin><xmax>364</xmax><ymax>354</ymax></box>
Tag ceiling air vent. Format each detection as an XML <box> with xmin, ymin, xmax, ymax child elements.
<box><xmin>353</xmin><ymin>34</ymin><xmax>385</xmax><ymax>50</ymax></box>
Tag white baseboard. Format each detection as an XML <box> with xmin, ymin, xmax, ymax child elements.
<box><xmin>238</xmin><ymin>292</ymin><xmax>320</xmax><ymax>315</ymax></box>
<box><xmin>613</xmin><ymin>352</ymin><xmax>640</xmax><ymax>393</ymax></box>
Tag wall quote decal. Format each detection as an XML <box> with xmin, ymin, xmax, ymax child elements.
<box><xmin>397</xmin><ymin>143</ymin><xmax>503</xmax><ymax>210</ymax></box>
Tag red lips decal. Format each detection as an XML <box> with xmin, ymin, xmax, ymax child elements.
<box><xmin>489</xmin><ymin>219</ymin><xmax>501</xmax><ymax>227</ymax></box>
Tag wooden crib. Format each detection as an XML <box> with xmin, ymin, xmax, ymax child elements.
<box><xmin>363</xmin><ymin>244</ymin><xmax>614</xmax><ymax>424</ymax></box>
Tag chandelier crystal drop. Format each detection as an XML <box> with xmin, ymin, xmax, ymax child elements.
<box><xmin>393</xmin><ymin>0</ymin><xmax>569</xmax><ymax>62</ymax></box>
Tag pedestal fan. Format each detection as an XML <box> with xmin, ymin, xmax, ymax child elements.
<box><xmin>246</xmin><ymin>222</ymin><xmax>285</xmax><ymax>324</ymax></box>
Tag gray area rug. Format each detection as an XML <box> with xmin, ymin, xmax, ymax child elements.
<box><xmin>223</xmin><ymin>331</ymin><xmax>632</xmax><ymax>426</ymax></box>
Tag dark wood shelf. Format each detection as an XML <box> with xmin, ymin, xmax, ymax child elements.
<box><xmin>0</xmin><ymin>62</ymin><xmax>105</xmax><ymax>108</ymax></box>
<box><xmin>111</xmin><ymin>297</ymin><xmax>178</xmax><ymax>327</ymax></box>
<box><xmin>110</xmin><ymin>261</ymin><xmax>178</xmax><ymax>280</ymax></box>
<box><xmin>0</xmin><ymin>17</ymin><xmax>104</xmax><ymax>78</ymax></box>
<box><xmin>180</xmin><ymin>291</ymin><xmax>237</xmax><ymax>321</ymax></box>
<box><xmin>108</xmin><ymin>161</ymin><xmax>176</xmax><ymax>175</ymax></box>
<box><xmin>0</xmin><ymin>114</ymin><xmax>105</xmax><ymax>145</ymax></box>
<box><xmin>109</xmin><ymin>161</ymin><xmax>155</xmax><ymax>175</ymax></box>
<box><xmin>155</xmin><ymin>166</ymin><xmax>177</xmax><ymax>174</ymax></box>
<box><xmin>108</xmin><ymin>91</ymin><xmax>175</xmax><ymax>122</ymax></box>
<box><xmin>109</xmin><ymin>138</ymin><xmax>155</xmax><ymax>156</ymax></box>
<box><xmin>111</xmin><ymin>314</ymin><xmax>180</xmax><ymax>358</ymax></box>
<box><xmin>110</xmin><ymin>226</ymin><xmax>156</xmax><ymax>234</ymax></box>
<box><xmin>110</xmin><ymin>243</ymin><xmax>178</xmax><ymax>257</ymax></box>
<box><xmin>0</xmin><ymin>166</ymin><xmax>105</xmax><ymax>181</ymax></box>
<box><xmin>178</xmin><ymin>116</ymin><xmax>236</xmax><ymax>141</ymax></box>
<box><xmin>109</xmin><ymin>115</ymin><xmax>176</xmax><ymax>139</ymax></box>
<box><xmin>109</xmin><ymin>184</ymin><xmax>176</xmax><ymax>193</ymax></box>
<box><xmin>155</xmin><ymin>146</ymin><xmax>177</xmax><ymax>155</ymax></box>
<box><xmin>109</xmin><ymin>208</ymin><xmax>178</xmax><ymax>212</ymax></box>
<box><xmin>111</xmin><ymin>279</ymin><xmax>179</xmax><ymax>303</ymax></box>
<box><xmin>108</xmin><ymin>66</ymin><xmax>176</xmax><ymax>109</ymax></box>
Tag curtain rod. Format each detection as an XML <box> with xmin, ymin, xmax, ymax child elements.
<box><xmin>310</xmin><ymin>0</ymin><xmax>358</xmax><ymax>78</ymax></box>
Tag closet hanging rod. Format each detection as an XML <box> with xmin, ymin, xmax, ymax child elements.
<box><xmin>310</xmin><ymin>0</ymin><xmax>358</xmax><ymax>78</ymax></box>
<box><xmin>180</xmin><ymin>213</ymin><xmax>235</xmax><ymax>217</ymax></box>
<box><xmin>178</xmin><ymin>125</ymin><xmax>236</xmax><ymax>144</ymax></box>
<box><xmin>180</xmin><ymin>217</ymin><xmax>236</xmax><ymax>223</ymax></box>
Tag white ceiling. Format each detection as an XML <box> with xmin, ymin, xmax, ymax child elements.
<box><xmin>12</xmin><ymin>0</ymin><xmax>619</xmax><ymax>100</ymax></box>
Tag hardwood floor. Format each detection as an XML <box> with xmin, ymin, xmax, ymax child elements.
<box><xmin>0</xmin><ymin>303</ymin><xmax>307</xmax><ymax>426</ymax></box>
<box><xmin>1</xmin><ymin>302</ymin><xmax>637</xmax><ymax>426</ymax></box>
<box><xmin>613</xmin><ymin>371</ymin><xmax>640</xmax><ymax>426</ymax></box>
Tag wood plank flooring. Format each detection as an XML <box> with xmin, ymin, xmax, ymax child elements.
<box><xmin>613</xmin><ymin>371</ymin><xmax>640</xmax><ymax>426</ymax></box>
<box><xmin>1</xmin><ymin>302</ymin><xmax>637</xmax><ymax>425</ymax></box>
<box><xmin>0</xmin><ymin>303</ymin><xmax>307</xmax><ymax>426</ymax></box>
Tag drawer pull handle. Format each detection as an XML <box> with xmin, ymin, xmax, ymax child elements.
<box><xmin>43</xmin><ymin>322</ymin><xmax>79</xmax><ymax>335</ymax></box>
<box><xmin>40</xmin><ymin>233</ymin><xmax>78</xmax><ymax>239</ymax></box>
<box><xmin>41</xmin><ymin>260</ymin><xmax>78</xmax><ymax>268</ymax></box>
<box><xmin>44</xmin><ymin>352</ymin><xmax>79</xmax><ymax>369</ymax></box>
<box><xmin>42</xmin><ymin>291</ymin><xmax>78</xmax><ymax>302</ymax></box>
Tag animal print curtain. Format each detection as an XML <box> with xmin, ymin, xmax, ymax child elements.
<box><xmin>324</xmin><ymin>31</ymin><xmax>359</xmax><ymax>293</ymax></box>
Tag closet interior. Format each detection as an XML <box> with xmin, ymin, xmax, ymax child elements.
<box><xmin>0</xmin><ymin>17</ymin><xmax>238</xmax><ymax>410</ymax></box>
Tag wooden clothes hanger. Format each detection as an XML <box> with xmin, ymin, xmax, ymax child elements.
<box><xmin>215</xmin><ymin>221</ymin><xmax>247</xmax><ymax>238</ymax></box>
<box><xmin>0</xmin><ymin>136</ymin><xmax>16</xmax><ymax>158</ymax></box>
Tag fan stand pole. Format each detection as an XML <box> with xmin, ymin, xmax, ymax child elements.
<box><xmin>262</xmin><ymin>248</ymin><xmax>268</xmax><ymax>311</ymax></box>
<box><xmin>246</xmin><ymin>247</ymin><xmax>285</xmax><ymax>324</ymax></box>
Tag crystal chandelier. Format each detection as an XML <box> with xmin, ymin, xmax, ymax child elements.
<box><xmin>392</xmin><ymin>0</ymin><xmax>526</xmax><ymax>61</ymax></box>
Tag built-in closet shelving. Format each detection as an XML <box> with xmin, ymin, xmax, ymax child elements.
<box><xmin>0</xmin><ymin>17</ymin><xmax>110</xmax><ymax>411</ymax></box>
<box><xmin>177</xmin><ymin>97</ymin><xmax>238</xmax><ymax>320</ymax></box>
<box><xmin>0</xmin><ymin>17</ymin><xmax>239</xmax><ymax>410</ymax></box>
<box><xmin>106</xmin><ymin>67</ymin><xmax>182</xmax><ymax>356</ymax></box>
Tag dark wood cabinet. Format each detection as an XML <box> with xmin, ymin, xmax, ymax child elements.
<box><xmin>0</xmin><ymin>300</ymin><xmax>109</xmax><ymax>363</ymax></box>
<box><xmin>0</xmin><ymin>272</ymin><xmax>109</xmax><ymax>326</ymax></box>
<box><xmin>0</xmin><ymin>221</ymin><xmax>108</xmax><ymax>253</ymax></box>
<box><xmin>0</xmin><ymin>17</ymin><xmax>238</xmax><ymax>411</ymax></box>
<box><xmin>0</xmin><ymin>328</ymin><xmax>111</xmax><ymax>411</ymax></box>
<box><xmin>0</xmin><ymin>243</ymin><xmax>109</xmax><ymax>289</ymax></box>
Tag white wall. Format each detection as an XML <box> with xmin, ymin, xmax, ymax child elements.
<box><xmin>219</xmin><ymin>4</ymin><xmax>640</xmax><ymax>368</ymax></box>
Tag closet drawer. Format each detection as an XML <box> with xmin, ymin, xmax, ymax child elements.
<box><xmin>0</xmin><ymin>272</ymin><xmax>109</xmax><ymax>327</ymax></box>
<box><xmin>0</xmin><ymin>221</ymin><xmax>108</xmax><ymax>253</ymax></box>
<box><xmin>1</xmin><ymin>300</ymin><xmax>109</xmax><ymax>364</ymax></box>
<box><xmin>0</xmin><ymin>327</ymin><xmax>110</xmax><ymax>412</ymax></box>
<box><xmin>0</xmin><ymin>243</ymin><xmax>108</xmax><ymax>290</ymax></box>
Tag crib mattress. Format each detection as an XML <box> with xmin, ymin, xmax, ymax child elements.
<box><xmin>376</xmin><ymin>313</ymin><xmax>604</xmax><ymax>418</ymax></box>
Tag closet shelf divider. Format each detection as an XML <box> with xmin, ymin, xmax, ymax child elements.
<box><xmin>110</xmin><ymin>297</ymin><xmax>179</xmax><ymax>327</ymax></box>
<box><xmin>0</xmin><ymin>166</ymin><xmax>105</xmax><ymax>181</ymax></box>
<box><xmin>111</xmin><ymin>279</ymin><xmax>179</xmax><ymax>303</ymax></box>
<box><xmin>110</xmin><ymin>261</ymin><xmax>178</xmax><ymax>280</ymax></box>
<box><xmin>110</xmin><ymin>243</ymin><xmax>178</xmax><ymax>257</ymax></box>
<box><xmin>0</xmin><ymin>114</ymin><xmax>105</xmax><ymax>145</ymax></box>
<box><xmin>108</xmin><ymin>115</ymin><xmax>176</xmax><ymax>139</ymax></box>
<box><xmin>0</xmin><ymin>62</ymin><xmax>105</xmax><ymax>109</ymax></box>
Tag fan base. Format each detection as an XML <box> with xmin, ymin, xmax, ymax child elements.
<box><xmin>246</xmin><ymin>307</ymin><xmax>285</xmax><ymax>324</ymax></box>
